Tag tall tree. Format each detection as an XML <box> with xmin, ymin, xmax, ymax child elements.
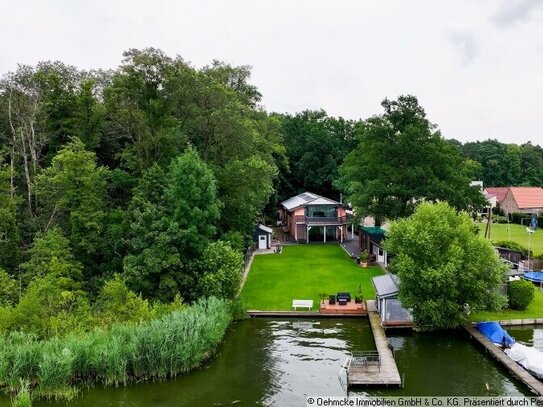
<box><xmin>280</xmin><ymin>110</ymin><xmax>357</xmax><ymax>200</ymax></box>
<box><xmin>0</xmin><ymin>165</ymin><xmax>20</xmax><ymax>272</ymax></box>
<box><xmin>36</xmin><ymin>138</ymin><xmax>108</xmax><ymax>263</ymax></box>
<box><xmin>124</xmin><ymin>149</ymin><xmax>221</xmax><ymax>301</ymax></box>
<box><xmin>166</xmin><ymin>148</ymin><xmax>221</xmax><ymax>257</ymax></box>
<box><xmin>103</xmin><ymin>48</ymin><xmax>186</xmax><ymax>173</ymax></box>
<box><xmin>385</xmin><ymin>202</ymin><xmax>507</xmax><ymax>329</ymax></box>
<box><xmin>338</xmin><ymin>95</ymin><xmax>485</xmax><ymax>223</ymax></box>
<box><xmin>20</xmin><ymin>227</ymin><xmax>83</xmax><ymax>285</ymax></box>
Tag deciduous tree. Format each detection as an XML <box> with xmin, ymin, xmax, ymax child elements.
<box><xmin>385</xmin><ymin>202</ymin><xmax>507</xmax><ymax>329</ymax></box>
<box><xmin>338</xmin><ymin>96</ymin><xmax>485</xmax><ymax>223</ymax></box>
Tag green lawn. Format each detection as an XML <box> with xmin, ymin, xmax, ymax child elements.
<box><xmin>478</xmin><ymin>223</ymin><xmax>543</xmax><ymax>256</ymax></box>
<box><xmin>472</xmin><ymin>288</ymin><xmax>543</xmax><ymax>321</ymax></box>
<box><xmin>240</xmin><ymin>244</ymin><xmax>384</xmax><ymax>311</ymax></box>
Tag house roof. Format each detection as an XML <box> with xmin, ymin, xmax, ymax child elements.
<box><xmin>256</xmin><ymin>224</ymin><xmax>273</xmax><ymax>234</ymax></box>
<box><xmin>508</xmin><ymin>187</ymin><xmax>543</xmax><ymax>209</ymax></box>
<box><xmin>484</xmin><ymin>187</ymin><xmax>509</xmax><ymax>203</ymax></box>
<box><xmin>281</xmin><ymin>192</ymin><xmax>340</xmax><ymax>211</ymax></box>
<box><xmin>361</xmin><ymin>226</ymin><xmax>387</xmax><ymax>236</ymax></box>
<box><xmin>372</xmin><ymin>274</ymin><xmax>399</xmax><ymax>298</ymax></box>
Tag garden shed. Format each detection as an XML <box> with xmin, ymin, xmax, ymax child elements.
<box><xmin>254</xmin><ymin>224</ymin><xmax>273</xmax><ymax>249</ymax></box>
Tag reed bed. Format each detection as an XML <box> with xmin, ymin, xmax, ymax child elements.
<box><xmin>0</xmin><ymin>297</ymin><xmax>233</xmax><ymax>401</ymax></box>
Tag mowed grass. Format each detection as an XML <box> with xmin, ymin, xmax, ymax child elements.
<box><xmin>472</xmin><ymin>286</ymin><xmax>543</xmax><ymax>321</ymax></box>
<box><xmin>478</xmin><ymin>223</ymin><xmax>543</xmax><ymax>256</ymax></box>
<box><xmin>241</xmin><ymin>244</ymin><xmax>384</xmax><ymax>311</ymax></box>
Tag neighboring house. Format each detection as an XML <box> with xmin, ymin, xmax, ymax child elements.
<box><xmin>279</xmin><ymin>192</ymin><xmax>350</xmax><ymax>243</ymax></box>
<box><xmin>500</xmin><ymin>187</ymin><xmax>543</xmax><ymax>217</ymax></box>
<box><xmin>253</xmin><ymin>224</ymin><xmax>273</xmax><ymax>249</ymax></box>
<box><xmin>372</xmin><ymin>274</ymin><xmax>413</xmax><ymax>329</ymax></box>
<box><xmin>483</xmin><ymin>187</ymin><xmax>509</xmax><ymax>205</ymax></box>
<box><xmin>484</xmin><ymin>192</ymin><xmax>497</xmax><ymax>211</ymax></box>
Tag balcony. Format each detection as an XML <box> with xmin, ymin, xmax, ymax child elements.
<box><xmin>293</xmin><ymin>215</ymin><xmax>351</xmax><ymax>225</ymax></box>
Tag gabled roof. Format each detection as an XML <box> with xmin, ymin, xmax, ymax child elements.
<box><xmin>256</xmin><ymin>224</ymin><xmax>273</xmax><ymax>234</ymax></box>
<box><xmin>281</xmin><ymin>192</ymin><xmax>340</xmax><ymax>211</ymax></box>
<box><xmin>484</xmin><ymin>187</ymin><xmax>509</xmax><ymax>203</ymax></box>
<box><xmin>507</xmin><ymin>187</ymin><xmax>543</xmax><ymax>209</ymax></box>
<box><xmin>372</xmin><ymin>274</ymin><xmax>399</xmax><ymax>298</ymax></box>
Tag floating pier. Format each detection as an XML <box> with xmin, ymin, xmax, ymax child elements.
<box><xmin>463</xmin><ymin>323</ymin><xmax>543</xmax><ymax>396</ymax></box>
<box><xmin>346</xmin><ymin>302</ymin><xmax>402</xmax><ymax>387</ymax></box>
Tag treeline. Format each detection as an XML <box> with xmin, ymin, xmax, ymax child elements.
<box><xmin>454</xmin><ymin>139</ymin><xmax>543</xmax><ymax>187</ymax></box>
<box><xmin>278</xmin><ymin>112</ymin><xmax>543</xmax><ymax>209</ymax></box>
<box><xmin>0</xmin><ymin>49</ymin><xmax>282</xmax><ymax>325</ymax></box>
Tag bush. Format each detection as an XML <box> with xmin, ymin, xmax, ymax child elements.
<box><xmin>508</xmin><ymin>280</ymin><xmax>535</xmax><ymax>310</ymax></box>
<box><xmin>493</xmin><ymin>215</ymin><xmax>508</xmax><ymax>224</ymax></box>
<box><xmin>493</xmin><ymin>240</ymin><xmax>530</xmax><ymax>256</ymax></box>
<box><xmin>510</xmin><ymin>212</ymin><xmax>524</xmax><ymax>225</ymax></box>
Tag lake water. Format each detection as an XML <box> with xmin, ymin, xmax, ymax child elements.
<box><xmin>20</xmin><ymin>319</ymin><xmax>536</xmax><ymax>406</ymax></box>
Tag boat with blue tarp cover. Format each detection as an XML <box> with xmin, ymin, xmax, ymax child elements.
<box><xmin>477</xmin><ymin>322</ymin><xmax>543</xmax><ymax>379</ymax></box>
<box><xmin>477</xmin><ymin>322</ymin><xmax>515</xmax><ymax>347</ymax></box>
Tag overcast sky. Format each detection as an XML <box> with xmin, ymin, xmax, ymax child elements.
<box><xmin>2</xmin><ymin>0</ymin><xmax>543</xmax><ymax>145</ymax></box>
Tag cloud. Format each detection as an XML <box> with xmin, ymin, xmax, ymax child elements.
<box><xmin>493</xmin><ymin>0</ymin><xmax>543</xmax><ymax>27</ymax></box>
<box><xmin>448</xmin><ymin>31</ymin><xmax>479</xmax><ymax>66</ymax></box>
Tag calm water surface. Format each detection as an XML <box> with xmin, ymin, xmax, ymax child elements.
<box><xmin>21</xmin><ymin>319</ymin><xmax>534</xmax><ymax>406</ymax></box>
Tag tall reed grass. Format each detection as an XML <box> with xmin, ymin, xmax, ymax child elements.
<box><xmin>10</xmin><ymin>381</ymin><xmax>31</xmax><ymax>407</ymax></box>
<box><xmin>0</xmin><ymin>297</ymin><xmax>232</xmax><ymax>401</ymax></box>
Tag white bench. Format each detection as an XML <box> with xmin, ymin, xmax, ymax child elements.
<box><xmin>292</xmin><ymin>299</ymin><xmax>313</xmax><ymax>311</ymax></box>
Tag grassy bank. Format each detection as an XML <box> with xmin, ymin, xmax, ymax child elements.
<box><xmin>478</xmin><ymin>223</ymin><xmax>543</xmax><ymax>256</ymax></box>
<box><xmin>0</xmin><ymin>297</ymin><xmax>232</xmax><ymax>402</ymax></box>
<box><xmin>472</xmin><ymin>287</ymin><xmax>543</xmax><ymax>321</ymax></box>
<box><xmin>241</xmin><ymin>244</ymin><xmax>384</xmax><ymax>310</ymax></box>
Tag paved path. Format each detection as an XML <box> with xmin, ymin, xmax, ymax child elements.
<box><xmin>341</xmin><ymin>239</ymin><xmax>360</xmax><ymax>258</ymax></box>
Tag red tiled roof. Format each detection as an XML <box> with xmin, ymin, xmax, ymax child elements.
<box><xmin>484</xmin><ymin>187</ymin><xmax>509</xmax><ymax>203</ymax></box>
<box><xmin>508</xmin><ymin>187</ymin><xmax>543</xmax><ymax>209</ymax></box>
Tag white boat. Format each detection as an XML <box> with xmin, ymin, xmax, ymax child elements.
<box><xmin>505</xmin><ymin>342</ymin><xmax>543</xmax><ymax>379</ymax></box>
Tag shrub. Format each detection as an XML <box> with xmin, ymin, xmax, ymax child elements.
<box><xmin>508</xmin><ymin>280</ymin><xmax>535</xmax><ymax>310</ymax></box>
<box><xmin>493</xmin><ymin>215</ymin><xmax>508</xmax><ymax>224</ymax></box>
<box><xmin>493</xmin><ymin>240</ymin><xmax>530</xmax><ymax>256</ymax></box>
<box><xmin>0</xmin><ymin>269</ymin><xmax>18</xmax><ymax>306</ymax></box>
<box><xmin>95</xmin><ymin>275</ymin><xmax>151</xmax><ymax>325</ymax></box>
<box><xmin>510</xmin><ymin>212</ymin><xmax>524</xmax><ymax>225</ymax></box>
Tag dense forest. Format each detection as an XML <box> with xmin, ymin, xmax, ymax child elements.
<box><xmin>1</xmin><ymin>48</ymin><xmax>542</xmax><ymax>327</ymax></box>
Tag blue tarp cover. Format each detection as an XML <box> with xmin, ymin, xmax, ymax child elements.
<box><xmin>477</xmin><ymin>322</ymin><xmax>515</xmax><ymax>346</ymax></box>
<box><xmin>524</xmin><ymin>272</ymin><xmax>543</xmax><ymax>282</ymax></box>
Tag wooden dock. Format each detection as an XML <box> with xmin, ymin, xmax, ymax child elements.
<box><xmin>347</xmin><ymin>302</ymin><xmax>402</xmax><ymax>387</ymax></box>
<box><xmin>463</xmin><ymin>323</ymin><xmax>543</xmax><ymax>396</ymax></box>
<box><xmin>247</xmin><ymin>310</ymin><xmax>365</xmax><ymax>318</ymax></box>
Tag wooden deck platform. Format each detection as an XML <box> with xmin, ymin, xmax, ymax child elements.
<box><xmin>320</xmin><ymin>300</ymin><xmax>367</xmax><ymax>315</ymax></box>
<box><xmin>463</xmin><ymin>323</ymin><xmax>543</xmax><ymax>396</ymax></box>
<box><xmin>347</xmin><ymin>301</ymin><xmax>402</xmax><ymax>387</ymax></box>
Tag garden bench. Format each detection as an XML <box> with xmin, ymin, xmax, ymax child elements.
<box><xmin>292</xmin><ymin>299</ymin><xmax>313</xmax><ymax>311</ymax></box>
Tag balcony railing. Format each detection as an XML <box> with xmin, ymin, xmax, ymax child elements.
<box><xmin>293</xmin><ymin>215</ymin><xmax>351</xmax><ymax>224</ymax></box>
